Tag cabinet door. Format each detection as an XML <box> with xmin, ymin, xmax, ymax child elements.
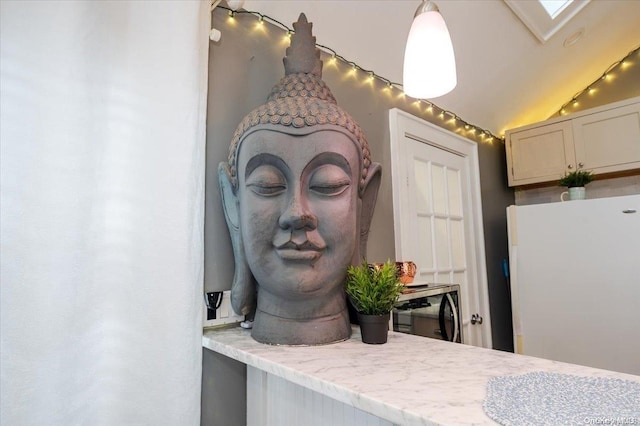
<box><xmin>506</xmin><ymin>121</ymin><xmax>575</xmax><ymax>187</ymax></box>
<box><xmin>572</xmin><ymin>102</ymin><xmax>640</xmax><ymax>174</ymax></box>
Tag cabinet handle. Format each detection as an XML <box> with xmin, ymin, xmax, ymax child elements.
<box><xmin>578</xmin><ymin>162</ymin><xmax>584</xmax><ymax>168</ymax></box>
<box><xmin>567</xmin><ymin>164</ymin><xmax>573</xmax><ymax>169</ymax></box>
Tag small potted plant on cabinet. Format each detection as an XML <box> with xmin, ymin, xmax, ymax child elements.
<box><xmin>558</xmin><ymin>170</ymin><xmax>594</xmax><ymax>201</ymax></box>
<box><xmin>345</xmin><ymin>260</ymin><xmax>405</xmax><ymax>344</ymax></box>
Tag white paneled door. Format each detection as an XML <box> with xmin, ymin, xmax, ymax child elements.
<box><xmin>410</xmin><ymin>141</ymin><xmax>467</xmax><ymax>285</ymax></box>
<box><xmin>389</xmin><ymin>109</ymin><xmax>492</xmax><ymax>348</ymax></box>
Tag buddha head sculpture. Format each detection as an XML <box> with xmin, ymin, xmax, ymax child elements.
<box><xmin>218</xmin><ymin>13</ymin><xmax>382</xmax><ymax>345</ymax></box>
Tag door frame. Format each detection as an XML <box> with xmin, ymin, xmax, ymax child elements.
<box><xmin>389</xmin><ymin>108</ymin><xmax>492</xmax><ymax>348</ymax></box>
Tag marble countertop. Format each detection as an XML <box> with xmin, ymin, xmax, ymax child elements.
<box><xmin>202</xmin><ymin>326</ymin><xmax>640</xmax><ymax>425</ymax></box>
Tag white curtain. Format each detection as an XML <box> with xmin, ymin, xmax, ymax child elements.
<box><xmin>1</xmin><ymin>1</ymin><xmax>208</xmax><ymax>424</ymax></box>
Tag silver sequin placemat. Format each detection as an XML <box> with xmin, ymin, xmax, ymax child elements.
<box><xmin>483</xmin><ymin>371</ymin><xmax>640</xmax><ymax>425</ymax></box>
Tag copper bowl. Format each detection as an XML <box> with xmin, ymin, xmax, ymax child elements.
<box><xmin>396</xmin><ymin>260</ymin><xmax>418</xmax><ymax>284</ymax></box>
<box><xmin>367</xmin><ymin>261</ymin><xmax>417</xmax><ymax>284</ymax></box>
<box><xmin>395</xmin><ymin>261</ymin><xmax>417</xmax><ymax>284</ymax></box>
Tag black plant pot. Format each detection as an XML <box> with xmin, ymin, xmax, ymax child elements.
<box><xmin>357</xmin><ymin>312</ymin><xmax>390</xmax><ymax>344</ymax></box>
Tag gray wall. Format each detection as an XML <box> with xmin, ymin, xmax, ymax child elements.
<box><xmin>548</xmin><ymin>48</ymin><xmax>640</xmax><ymax>119</ymax></box>
<box><xmin>202</xmin><ymin>9</ymin><xmax>515</xmax><ymax>424</ymax></box>
<box><xmin>477</xmin><ymin>142</ymin><xmax>514</xmax><ymax>351</ymax></box>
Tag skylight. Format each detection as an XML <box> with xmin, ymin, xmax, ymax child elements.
<box><xmin>504</xmin><ymin>0</ymin><xmax>590</xmax><ymax>43</ymax></box>
<box><xmin>539</xmin><ymin>0</ymin><xmax>573</xmax><ymax>19</ymax></box>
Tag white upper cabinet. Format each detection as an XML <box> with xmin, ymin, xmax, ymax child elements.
<box><xmin>506</xmin><ymin>120</ymin><xmax>575</xmax><ymax>185</ymax></box>
<box><xmin>505</xmin><ymin>97</ymin><xmax>640</xmax><ymax>187</ymax></box>
<box><xmin>572</xmin><ymin>102</ymin><xmax>640</xmax><ymax>174</ymax></box>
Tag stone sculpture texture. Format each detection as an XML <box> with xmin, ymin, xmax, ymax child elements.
<box><xmin>218</xmin><ymin>13</ymin><xmax>381</xmax><ymax>345</ymax></box>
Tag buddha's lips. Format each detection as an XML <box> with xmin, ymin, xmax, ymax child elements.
<box><xmin>275</xmin><ymin>240</ymin><xmax>324</xmax><ymax>262</ymax></box>
<box><xmin>275</xmin><ymin>240</ymin><xmax>325</xmax><ymax>251</ymax></box>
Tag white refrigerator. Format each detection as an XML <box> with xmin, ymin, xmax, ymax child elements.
<box><xmin>507</xmin><ymin>194</ymin><xmax>640</xmax><ymax>375</ymax></box>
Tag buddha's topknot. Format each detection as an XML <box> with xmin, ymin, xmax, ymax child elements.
<box><xmin>223</xmin><ymin>13</ymin><xmax>372</xmax><ymax>194</ymax></box>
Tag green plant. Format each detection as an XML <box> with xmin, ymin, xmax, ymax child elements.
<box><xmin>558</xmin><ymin>170</ymin><xmax>594</xmax><ymax>187</ymax></box>
<box><xmin>345</xmin><ymin>260</ymin><xmax>405</xmax><ymax>315</ymax></box>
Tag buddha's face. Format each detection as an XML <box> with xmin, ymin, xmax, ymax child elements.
<box><xmin>236</xmin><ymin>129</ymin><xmax>360</xmax><ymax>302</ymax></box>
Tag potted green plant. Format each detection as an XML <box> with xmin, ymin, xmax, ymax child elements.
<box><xmin>345</xmin><ymin>260</ymin><xmax>405</xmax><ymax>344</ymax></box>
<box><xmin>558</xmin><ymin>170</ymin><xmax>594</xmax><ymax>201</ymax></box>
<box><xmin>558</xmin><ymin>169</ymin><xmax>594</xmax><ymax>187</ymax></box>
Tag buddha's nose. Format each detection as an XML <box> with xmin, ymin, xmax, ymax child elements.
<box><xmin>278</xmin><ymin>193</ymin><xmax>317</xmax><ymax>231</ymax></box>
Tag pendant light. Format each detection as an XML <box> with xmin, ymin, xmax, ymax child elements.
<box><xmin>403</xmin><ymin>0</ymin><xmax>457</xmax><ymax>99</ymax></box>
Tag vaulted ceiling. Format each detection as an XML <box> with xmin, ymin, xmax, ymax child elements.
<box><xmin>242</xmin><ymin>0</ymin><xmax>640</xmax><ymax>137</ymax></box>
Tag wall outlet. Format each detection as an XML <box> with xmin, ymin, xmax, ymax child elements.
<box><xmin>203</xmin><ymin>290</ymin><xmax>244</xmax><ymax>328</ymax></box>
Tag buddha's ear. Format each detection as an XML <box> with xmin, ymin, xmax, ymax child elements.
<box><xmin>218</xmin><ymin>163</ymin><xmax>256</xmax><ymax>316</ymax></box>
<box><xmin>358</xmin><ymin>162</ymin><xmax>382</xmax><ymax>261</ymax></box>
<box><xmin>218</xmin><ymin>163</ymin><xmax>240</xmax><ymax>229</ymax></box>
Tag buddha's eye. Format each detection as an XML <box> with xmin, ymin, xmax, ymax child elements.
<box><xmin>246</xmin><ymin>165</ymin><xmax>286</xmax><ymax>196</ymax></box>
<box><xmin>309</xmin><ymin>165</ymin><xmax>351</xmax><ymax>196</ymax></box>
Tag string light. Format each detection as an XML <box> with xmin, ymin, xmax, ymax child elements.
<box><xmin>555</xmin><ymin>45</ymin><xmax>639</xmax><ymax>116</ymax></box>
<box><xmin>213</xmin><ymin>4</ymin><xmax>503</xmax><ymax>143</ymax></box>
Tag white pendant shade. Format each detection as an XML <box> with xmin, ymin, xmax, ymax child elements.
<box><xmin>403</xmin><ymin>8</ymin><xmax>457</xmax><ymax>99</ymax></box>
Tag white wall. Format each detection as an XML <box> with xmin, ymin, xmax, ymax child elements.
<box><xmin>1</xmin><ymin>1</ymin><xmax>209</xmax><ymax>424</ymax></box>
